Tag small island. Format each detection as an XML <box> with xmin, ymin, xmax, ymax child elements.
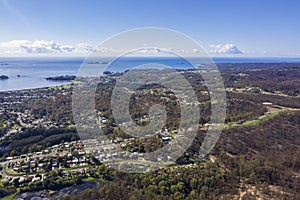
<box><xmin>0</xmin><ymin>75</ymin><xmax>9</xmax><ymax>80</ymax></box>
<box><xmin>45</xmin><ymin>75</ymin><xmax>76</xmax><ymax>81</ymax></box>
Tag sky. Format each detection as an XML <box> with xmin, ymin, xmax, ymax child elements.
<box><xmin>0</xmin><ymin>0</ymin><xmax>300</xmax><ymax>57</ymax></box>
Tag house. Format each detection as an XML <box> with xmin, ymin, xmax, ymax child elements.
<box><xmin>21</xmin><ymin>165</ymin><xmax>29</xmax><ymax>171</ymax></box>
<box><xmin>32</xmin><ymin>177</ymin><xmax>41</xmax><ymax>182</ymax></box>
<box><xmin>262</xmin><ymin>102</ymin><xmax>273</xmax><ymax>106</ymax></box>
<box><xmin>162</xmin><ymin>136</ymin><xmax>171</xmax><ymax>142</ymax></box>
<box><xmin>6</xmin><ymin>157</ymin><xmax>13</xmax><ymax>161</ymax></box>
<box><xmin>72</xmin><ymin>158</ymin><xmax>79</xmax><ymax>164</ymax></box>
<box><xmin>38</xmin><ymin>163</ymin><xmax>44</xmax><ymax>168</ymax></box>
<box><xmin>19</xmin><ymin>177</ymin><xmax>25</xmax><ymax>183</ymax></box>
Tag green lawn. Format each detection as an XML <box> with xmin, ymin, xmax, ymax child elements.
<box><xmin>224</xmin><ymin>111</ymin><xmax>282</xmax><ymax>129</ymax></box>
<box><xmin>83</xmin><ymin>176</ymin><xmax>95</xmax><ymax>182</ymax></box>
<box><xmin>2</xmin><ymin>193</ymin><xmax>17</xmax><ymax>200</ymax></box>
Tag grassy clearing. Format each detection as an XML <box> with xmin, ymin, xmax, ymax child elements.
<box><xmin>2</xmin><ymin>193</ymin><xmax>17</xmax><ymax>200</ymax></box>
<box><xmin>83</xmin><ymin>176</ymin><xmax>95</xmax><ymax>182</ymax></box>
<box><xmin>239</xmin><ymin>112</ymin><xmax>279</xmax><ymax>128</ymax></box>
<box><xmin>224</xmin><ymin>112</ymin><xmax>281</xmax><ymax>130</ymax></box>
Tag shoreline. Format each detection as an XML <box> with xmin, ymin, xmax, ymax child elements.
<box><xmin>0</xmin><ymin>82</ymin><xmax>73</xmax><ymax>93</ymax></box>
<box><xmin>0</xmin><ymin>61</ymin><xmax>300</xmax><ymax>93</ymax></box>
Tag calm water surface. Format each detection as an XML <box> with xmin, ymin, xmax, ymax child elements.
<box><xmin>1</xmin><ymin>57</ymin><xmax>300</xmax><ymax>92</ymax></box>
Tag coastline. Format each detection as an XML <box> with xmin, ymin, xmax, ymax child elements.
<box><xmin>1</xmin><ymin>61</ymin><xmax>300</xmax><ymax>92</ymax></box>
<box><xmin>0</xmin><ymin>81</ymin><xmax>73</xmax><ymax>93</ymax></box>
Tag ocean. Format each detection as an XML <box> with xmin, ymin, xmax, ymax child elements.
<box><xmin>0</xmin><ymin>57</ymin><xmax>300</xmax><ymax>92</ymax></box>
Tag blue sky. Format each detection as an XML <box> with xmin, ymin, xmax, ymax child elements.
<box><xmin>0</xmin><ymin>0</ymin><xmax>300</xmax><ymax>57</ymax></box>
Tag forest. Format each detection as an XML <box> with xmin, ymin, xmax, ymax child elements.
<box><xmin>0</xmin><ymin>63</ymin><xmax>299</xmax><ymax>199</ymax></box>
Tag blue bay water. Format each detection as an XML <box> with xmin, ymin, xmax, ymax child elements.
<box><xmin>0</xmin><ymin>57</ymin><xmax>300</xmax><ymax>92</ymax></box>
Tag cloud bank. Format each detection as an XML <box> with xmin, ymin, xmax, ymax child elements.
<box><xmin>209</xmin><ymin>44</ymin><xmax>243</xmax><ymax>54</ymax></box>
<box><xmin>0</xmin><ymin>40</ymin><xmax>94</xmax><ymax>55</ymax></box>
<box><xmin>0</xmin><ymin>40</ymin><xmax>244</xmax><ymax>56</ymax></box>
<box><xmin>0</xmin><ymin>40</ymin><xmax>206</xmax><ymax>56</ymax></box>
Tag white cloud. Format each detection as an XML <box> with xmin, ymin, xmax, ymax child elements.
<box><xmin>0</xmin><ymin>40</ymin><xmax>93</xmax><ymax>55</ymax></box>
<box><xmin>0</xmin><ymin>40</ymin><xmax>28</xmax><ymax>54</ymax></box>
<box><xmin>77</xmin><ymin>43</ymin><xmax>94</xmax><ymax>53</ymax></box>
<box><xmin>0</xmin><ymin>40</ymin><xmax>244</xmax><ymax>56</ymax></box>
<box><xmin>20</xmin><ymin>40</ymin><xmax>77</xmax><ymax>54</ymax></box>
<box><xmin>209</xmin><ymin>43</ymin><xmax>243</xmax><ymax>54</ymax></box>
<box><xmin>137</xmin><ymin>47</ymin><xmax>161</xmax><ymax>54</ymax></box>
